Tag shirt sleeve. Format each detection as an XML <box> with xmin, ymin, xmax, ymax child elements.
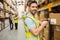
<box><xmin>25</xmin><ymin>18</ymin><xmax>36</xmax><ymax>29</ymax></box>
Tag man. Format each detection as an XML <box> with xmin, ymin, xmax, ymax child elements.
<box><xmin>14</xmin><ymin>14</ymin><xmax>18</xmax><ymax>30</ymax></box>
<box><xmin>23</xmin><ymin>1</ymin><xmax>48</xmax><ymax>40</ymax></box>
<box><xmin>9</xmin><ymin>13</ymin><xmax>13</xmax><ymax>30</ymax></box>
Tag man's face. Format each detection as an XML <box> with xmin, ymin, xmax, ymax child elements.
<box><xmin>29</xmin><ymin>3</ymin><xmax>37</xmax><ymax>15</ymax></box>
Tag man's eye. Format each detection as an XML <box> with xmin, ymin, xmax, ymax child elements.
<box><xmin>32</xmin><ymin>6</ymin><xmax>35</xmax><ymax>8</ymax></box>
<box><xmin>32</xmin><ymin>6</ymin><xmax>37</xmax><ymax>8</ymax></box>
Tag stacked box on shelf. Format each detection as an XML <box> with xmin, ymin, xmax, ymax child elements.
<box><xmin>39</xmin><ymin>13</ymin><xmax>45</xmax><ymax>40</ymax></box>
<box><xmin>0</xmin><ymin>1</ymin><xmax>5</xmax><ymax>31</ymax></box>
<box><xmin>0</xmin><ymin>21</ymin><xmax>4</xmax><ymax>30</ymax></box>
<box><xmin>51</xmin><ymin>26</ymin><xmax>60</xmax><ymax>40</ymax></box>
<box><xmin>39</xmin><ymin>13</ymin><xmax>45</xmax><ymax>21</ymax></box>
<box><xmin>54</xmin><ymin>26</ymin><xmax>60</xmax><ymax>40</ymax></box>
<box><xmin>40</xmin><ymin>30</ymin><xmax>44</xmax><ymax>40</ymax></box>
<box><xmin>43</xmin><ymin>24</ymin><xmax>49</xmax><ymax>40</ymax></box>
<box><xmin>49</xmin><ymin>13</ymin><xmax>60</xmax><ymax>25</ymax></box>
<box><xmin>39</xmin><ymin>13</ymin><xmax>49</xmax><ymax>40</ymax></box>
<box><xmin>1</xmin><ymin>21</ymin><xmax>5</xmax><ymax>30</ymax></box>
<box><xmin>39</xmin><ymin>11</ymin><xmax>49</xmax><ymax>40</ymax></box>
<box><xmin>49</xmin><ymin>13</ymin><xmax>60</xmax><ymax>40</ymax></box>
<box><xmin>43</xmin><ymin>37</ymin><xmax>48</xmax><ymax>40</ymax></box>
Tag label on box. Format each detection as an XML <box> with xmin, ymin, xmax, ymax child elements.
<box><xmin>50</xmin><ymin>19</ymin><xmax>56</xmax><ymax>24</ymax></box>
<box><xmin>56</xmin><ymin>26</ymin><xmax>60</xmax><ymax>31</ymax></box>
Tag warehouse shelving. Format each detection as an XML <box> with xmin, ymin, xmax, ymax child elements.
<box><xmin>38</xmin><ymin>0</ymin><xmax>60</xmax><ymax>40</ymax></box>
<box><xmin>38</xmin><ymin>0</ymin><xmax>60</xmax><ymax>11</ymax></box>
<box><xmin>0</xmin><ymin>0</ymin><xmax>17</xmax><ymax>31</ymax></box>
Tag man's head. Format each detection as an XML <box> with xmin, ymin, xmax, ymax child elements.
<box><xmin>28</xmin><ymin>1</ymin><xmax>37</xmax><ymax>15</ymax></box>
<box><xmin>9</xmin><ymin>13</ymin><xmax>12</xmax><ymax>16</ymax></box>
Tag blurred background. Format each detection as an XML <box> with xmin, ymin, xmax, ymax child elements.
<box><xmin>0</xmin><ymin>0</ymin><xmax>60</xmax><ymax>40</ymax></box>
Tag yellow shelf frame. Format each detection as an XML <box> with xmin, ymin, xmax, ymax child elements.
<box><xmin>38</xmin><ymin>0</ymin><xmax>60</xmax><ymax>11</ymax></box>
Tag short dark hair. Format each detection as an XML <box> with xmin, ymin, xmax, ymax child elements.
<box><xmin>28</xmin><ymin>1</ymin><xmax>37</xmax><ymax>7</ymax></box>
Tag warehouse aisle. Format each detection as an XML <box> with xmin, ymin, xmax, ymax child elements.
<box><xmin>0</xmin><ymin>19</ymin><xmax>26</xmax><ymax>40</ymax></box>
<box><xmin>17</xmin><ymin>19</ymin><xmax>26</xmax><ymax>40</ymax></box>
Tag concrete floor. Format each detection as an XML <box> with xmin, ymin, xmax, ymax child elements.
<box><xmin>0</xmin><ymin>19</ymin><xmax>26</xmax><ymax>40</ymax></box>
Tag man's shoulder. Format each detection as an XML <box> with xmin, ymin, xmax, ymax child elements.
<box><xmin>25</xmin><ymin>17</ymin><xmax>32</xmax><ymax>21</ymax></box>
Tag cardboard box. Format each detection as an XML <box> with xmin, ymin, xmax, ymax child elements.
<box><xmin>54</xmin><ymin>26</ymin><xmax>60</xmax><ymax>40</ymax></box>
<box><xmin>51</xmin><ymin>26</ymin><xmax>60</xmax><ymax>40</ymax></box>
<box><xmin>40</xmin><ymin>30</ymin><xmax>44</xmax><ymax>37</ymax></box>
<box><xmin>39</xmin><ymin>13</ymin><xmax>45</xmax><ymax>21</ymax></box>
<box><xmin>40</xmin><ymin>13</ymin><xmax>48</xmax><ymax>21</ymax></box>
<box><xmin>43</xmin><ymin>37</ymin><xmax>48</xmax><ymax>40</ymax></box>
<box><xmin>0</xmin><ymin>21</ymin><xmax>5</xmax><ymax>31</ymax></box>
<box><xmin>49</xmin><ymin>13</ymin><xmax>60</xmax><ymax>25</ymax></box>
<box><xmin>42</xmin><ymin>24</ymin><xmax>49</xmax><ymax>40</ymax></box>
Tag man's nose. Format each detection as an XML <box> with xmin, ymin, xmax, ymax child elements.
<box><xmin>33</xmin><ymin>8</ymin><xmax>37</xmax><ymax>10</ymax></box>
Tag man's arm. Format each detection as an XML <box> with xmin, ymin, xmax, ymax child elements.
<box><xmin>25</xmin><ymin>18</ymin><xmax>48</xmax><ymax>36</ymax></box>
<box><xmin>29</xmin><ymin>21</ymin><xmax>48</xmax><ymax>36</ymax></box>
